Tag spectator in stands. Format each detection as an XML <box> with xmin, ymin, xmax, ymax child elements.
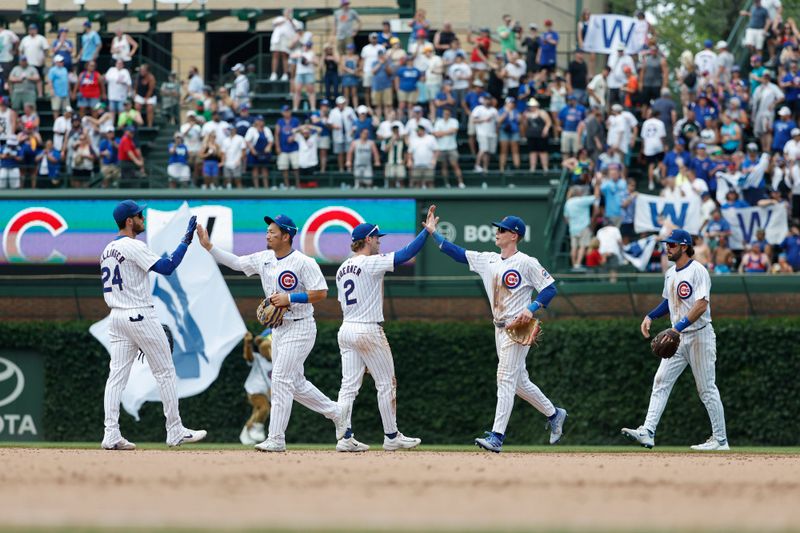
<box><xmin>329</xmin><ymin>95</ymin><xmax>356</xmax><ymax>171</ymax></box>
<box><xmin>116</xmin><ymin>127</ymin><xmax>143</xmax><ymax>187</ymax></box>
<box><xmin>424</xmin><ymin>44</ymin><xmax>444</xmax><ymax>117</ymax></box>
<box><xmin>497</xmin><ymin>96</ymin><xmax>521</xmax><ymax>172</ymax></box>
<box><xmin>641</xmin><ymin>109</ymin><xmax>667</xmax><ymax>190</ymax></box>
<box><xmin>199</xmin><ymin>131</ymin><xmax>222</xmax><ymax>189</ymax></box>
<box><xmin>774</xmin><ymin>252</ymin><xmax>794</xmax><ymax>273</ymax></box>
<box><xmin>596</xmin><ymin>219</ymin><xmax>623</xmax><ymax>282</ymax></box>
<box><xmin>448</xmin><ymin>51</ymin><xmax>472</xmax><ymax>108</ymax></box>
<box><xmin>104</xmin><ymin>59</ymin><xmax>130</xmax><ymax>119</ymax></box>
<box><xmin>651</xmin><ymin>87</ymin><xmax>676</xmax><ymax>149</ymax></box>
<box><xmin>716</xmin><ymin>41</ymin><xmax>734</xmax><ymax>85</ymax></box>
<box><xmin>117</xmin><ymin>100</ymin><xmax>143</xmax><ymax>130</ymax></box>
<box><xmin>711</xmin><ymin>235</ymin><xmax>735</xmax><ymax>273</ymax></box>
<box><xmin>360</xmin><ymin>32</ymin><xmax>384</xmax><ymax>110</ymax></box>
<box><xmin>0</xmin><ymin>136</ymin><xmax>21</xmax><ymax>189</ymax></box>
<box><xmin>347</xmin><ymin>127</ymin><xmax>380</xmax><ymax>188</ymax></box>
<box><xmin>548</xmin><ymin>74</ymin><xmax>567</xmax><ymax>119</ymax></box>
<box><xmin>9</xmin><ymin>56</ymin><xmax>39</xmax><ymax>113</ymax></box>
<box><xmin>751</xmin><ymin>228</ymin><xmax>773</xmax><ymax>259</ymax></box>
<box><xmin>597</xmin><ymin>163</ymin><xmax>626</xmax><ymax>226</ymax></box>
<box><xmin>407</xmin><ymin>8</ymin><xmax>430</xmax><ymax>52</ymax></box>
<box><xmin>0</xmin><ymin>25</ymin><xmax>19</xmax><ymax>77</ymax></box>
<box><xmin>186</xmin><ymin>66</ymin><xmax>204</xmax><ymax>102</ymax></box>
<box><xmin>384</xmin><ymin>124</ymin><xmax>406</xmax><ymax>188</ymax></box>
<box><xmin>434</xmin><ymin>21</ymin><xmax>456</xmax><ymax>55</ymax></box>
<box><xmin>79</xmin><ymin>21</ymin><xmax>101</xmax><ymax>72</ymax></box>
<box><xmin>563</xmin><ymin>185</ymin><xmax>598</xmax><ymax>270</ymax></box>
<box><xmin>166</xmin><ymin>133</ymin><xmax>191</xmax><ymax>190</ymax></box>
<box><xmin>34</xmin><ymin>139</ymin><xmax>60</xmax><ymax>189</ymax></box>
<box><xmin>433</xmin><ymin>106</ymin><xmax>463</xmax><ymax>188</ymax></box>
<box><xmin>522</xmin><ymin>98</ymin><xmax>552</xmax><ymax>172</ymax></box>
<box><xmin>773</xmin><ymin>106</ymin><xmax>796</xmax><ymax>153</ymax></box>
<box><xmin>19</xmin><ymin>24</ymin><xmax>47</xmax><ymax>98</ymax></box>
<box><xmin>371</xmin><ymin>49</ymin><xmax>394</xmax><ymax>118</ymax></box>
<box><xmin>467</xmin><ymin>28</ymin><xmax>491</xmax><ymax>82</ymax></box>
<box><xmin>296</xmin><ymin>124</ymin><xmax>321</xmax><ymax>181</ymax></box>
<box><xmin>522</xmin><ymin>24</ymin><xmax>540</xmax><ymax>77</ymax></box>
<box><xmin>608</xmin><ymin>43</ymin><xmax>634</xmax><ymax>107</ymax></box>
<box><xmin>353</xmin><ymin>105</ymin><xmax>376</xmax><ymax>140</ymax></box>
<box><xmin>583</xmin><ymin>106</ymin><xmax>605</xmax><ymax>163</ymax></box>
<box><xmin>98</xmin><ymin>128</ymin><xmax>120</xmax><ymax>188</ymax></box>
<box><xmin>270</xmin><ymin>8</ymin><xmax>301</xmax><ymax>82</ymax></box>
<box><xmin>584</xmin><ymin>238</ymin><xmax>602</xmax><ymax>269</ymax></box>
<box><xmin>378</xmin><ymin>20</ymin><xmax>397</xmax><ymax>47</ymax></box>
<box><xmin>780</xmin><ymin>224</ymin><xmax>800</xmax><ymax>271</ymax></box>
<box><xmin>639</xmin><ymin>45</ymin><xmax>669</xmax><ymax>110</ymax></box>
<box><xmin>68</xmin><ymin>132</ymin><xmax>95</xmax><ymax>188</ymax></box>
<box><xmin>387</xmin><ymin>37</ymin><xmax>406</xmax><ymax>66</ymax></box>
<box><xmin>741</xmin><ymin>0</ymin><xmax>770</xmax><ymax>55</ymax></box>
<box><xmin>244</xmin><ymin>115</ymin><xmax>273</xmax><ymax>188</ymax></box>
<box><xmin>51</xmin><ymin>29</ymin><xmax>73</xmax><ymax>72</ymax></box>
<box><xmin>433</xmin><ymin>81</ymin><xmax>456</xmax><ymax>118</ymax></box>
<box><xmin>704</xmin><ymin>208</ymin><xmax>732</xmax><ymax>247</ymax></box>
<box><xmin>396</xmin><ymin>55</ymin><xmax>422</xmax><ymax>119</ymax></box>
<box><xmin>133</xmin><ymin>64</ymin><xmax>157</xmax><ymax>127</ymax></box>
<box><xmin>752</xmin><ymin>71</ymin><xmax>784</xmax><ymax>151</ymax></box>
<box><xmin>502</xmin><ymin>50</ymin><xmax>526</xmax><ymax>101</ymax></box>
<box><xmin>340</xmin><ymin>43</ymin><xmax>360</xmax><ymax>107</ymax></box>
<box><xmin>47</xmin><ymin>54</ymin><xmax>69</xmax><ymax>119</ymax></box>
<box><xmin>538</xmin><ymin>20</ymin><xmax>558</xmax><ymax>75</ymax></box>
<box><xmin>620</xmin><ymin>178</ymin><xmax>637</xmax><ymax>238</ymax></box>
<box><xmin>407</xmin><ymin>124</ymin><xmax>438</xmax><ymax>188</ymax></box>
<box><xmin>276</xmin><ymin>106</ymin><xmax>300</xmax><ymax>188</ymax></box>
<box><xmin>780</xmin><ymin>60</ymin><xmax>800</xmax><ymax>117</ymax></box>
<box><xmin>621</xmin><ymin>65</ymin><xmax>638</xmax><ymax>110</ymax></box>
<box><xmin>567</xmin><ymin>48</ymin><xmax>589</xmax><ymax>105</ymax></box>
<box><xmin>607</xmin><ymin>103</ymin><xmax>638</xmax><ymax>166</ymax></box>
<box><xmin>221</xmin><ymin>124</ymin><xmax>246</xmax><ymax>189</ymax></box>
<box><xmin>229</xmin><ymin>64</ymin><xmax>249</xmax><ymax>111</ymax></box>
<box><xmin>557</xmin><ymin>94</ymin><xmax>586</xmax><ymax>157</ymax></box>
<box><xmin>333</xmin><ymin>0</ymin><xmax>361</xmax><ymax>55</ymax></box>
<box><xmin>73</xmin><ymin>60</ymin><xmax>104</xmax><ymax>117</ymax></box>
<box><xmin>471</xmin><ymin>96</ymin><xmax>497</xmax><ymax>173</ymax></box>
<box><xmin>311</xmin><ymin>103</ymin><xmax>331</xmax><ymax>173</ymax></box>
<box><xmin>110</xmin><ymin>26</ymin><xmax>138</xmax><ymax>69</ymax></box>
<box><xmin>323</xmin><ymin>44</ymin><xmax>340</xmax><ymax>102</ymax></box>
<box><xmin>464</xmin><ymin>79</ymin><xmax>488</xmax><ymax>155</ymax></box>
<box><xmin>293</xmin><ymin>41</ymin><xmax>318</xmax><ymax>111</ymax></box>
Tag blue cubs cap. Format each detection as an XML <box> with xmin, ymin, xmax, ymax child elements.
<box><xmin>320</xmin><ymin>98</ymin><xmax>330</xmax><ymax>106</ymax></box>
<box><xmin>113</xmin><ymin>200</ymin><xmax>146</xmax><ymax>226</ymax></box>
<box><xmin>704</xmin><ymin>39</ymin><xmax>713</xmax><ymax>48</ymax></box>
<box><xmin>661</xmin><ymin>229</ymin><xmax>692</xmax><ymax>246</ymax></box>
<box><xmin>281</xmin><ymin>104</ymin><xmax>291</xmax><ymax>112</ymax></box>
<box><xmin>351</xmin><ymin>223</ymin><xmax>386</xmax><ymax>241</ymax></box>
<box><xmin>264</xmin><ymin>214</ymin><xmax>298</xmax><ymax>236</ymax></box>
<box><xmin>492</xmin><ymin>215</ymin><xmax>526</xmax><ymax>237</ymax></box>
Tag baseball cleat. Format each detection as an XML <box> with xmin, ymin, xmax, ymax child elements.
<box><xmin>474</xmin><ymin>431</ymin><xmax>503</xmax><ymax>453</ymax></box>
<box><xmin>383</xmin><ymin>433</ymin><xmax>421</xmax><ymax>451</ymax></box>
<box><xmin>170</xmin><ymin>429</ymin><xmax>207</xmax><ymax>447</ymax></box>
<box><xmin>333</xmin><ymin>405</ymin><xmax>350</xmax><ymax>441</ymax></box>
<box><xmin>546</xmin><ymin>407</ymin><xmax>568</xmax><ymax>444</ymax></box>
<box><xmin>254</xmin><ymin>438</ymin><xmax>286</xmax><ymax>452</ymax></box>
<box><xmin>336</xmin><ymin>436</ymin><xmax>370</xmax><ymax>452</ymax></box>
<box><xmin>690</xmin><ymin>437</ymin><xmax>730</xmax><ymax>451</ymax></box>
<box><xmin>239</xmin><ymin>425</ymin><xmax>256</xmax><ymax>445</ymax></box>
<box><xmin>102</xmin><ymin>437</ymin><xmax>137</xmax><ymax>451</ymax></box>
<box><xmin>621</xmin><ymin>426</ymin><xmax>655</xmax><ymax>449</ymax></box>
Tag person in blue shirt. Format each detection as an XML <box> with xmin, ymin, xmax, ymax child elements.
<box><xmin>780</xmin><ymin>224</ymin><xmax>800</xmax><ymax>271</ymax></box>
<box><xmin>275</xmin><ymin>106</ymin><xmax>301</xmax><ymax>188</ymax></box>
<box><xmin>0</xmin><ymin>137</ymin><xmax>22</xmax><ymax>189</ymax></box>
<box><xmin>34</xmin><ymin>139</ymin><xmax>61</xmax><ymax>188</ymax></box>
<box><xmin>660</xmin><ymin>138</ymin><xmax>686</xmax><ymax>178</ymax></box>
<box><xmin>557</xmin><ymin>95</ymin><xmax>586</xmax><ymax>156</ymax></box>
<box><xmin>79</xmin><ymin>20</ymin><xmax>102</xmax><ymax>71</ymax></box>
<box><xmin>235</xmin><ymin>105</ymin><xmax>254</xmax><ymax>137</ymax></box>
<box><xmin>772</xmin><ymin>107</ymin><xmax>796</xmax><ymax>153</ymax></box>
<box><xmin>97</xmin><ymin>129</ymin><xmax>119</xmax><ymax>188</ymax></box>
<box><xmin>690</xmin><ymin>142</ymin><xmax>714</xmax><ymax>186</ymax></box>
<box><xmin>370</xmin><ymin>50</ymin><xmax>394</xmax><ymax>118</ymax></box>
<box><xmin>47</xmin><ymin>54</ymin><xmax>70</xmax><ymax>118</ymax></box>
<box><xmin>395</xmin><ymin>56</ymin><xmax>423</xmax><ymax>119</ymax></box>
<box><xmin>51</xmin><ymin>28</ymin><xmax>75</xmax><ymax>71</ymax></box>
<box><xmin>596</xmin><ymin>163</ymin><xmax>627</xmax><ymax>226</ymax></box>
<box><xmin>497</xmin><ymin>96</ymin><xmax>521</xmax><ymax>171</ymax></box>
<box><xmin>352</xmin><ymin>106</ymin><xmax>376</xmax><ymax>139</ymax></box>
<box><xmin>703</xmin><ymin>209</ymin><xmax>732</xmax><ymax>248</ymax></box>
<box><xmin>692</xmin><ymin>96</ymin><xmax>718</xmax><ymax>129</ymax></box>
<box><xmin>377</xmin><ymin>21</ymin><xmax>397</xmax><ymax>46</ymax></box>
<box><xmin>167</xmin><ymin>132</ymin><xmax>191</xmax><ymax>189</ymax></box>
<box><xmin>720</xmin><ymin>189</ymin><xmax>750</xmax><ymax>209</ymax></box>
<box><xmin>780</xmin><ymin>60</ymin><xmax>800</xmax><ymax>116</ymax></box>
<box><xmin>433</xmin><ymin>81</ymin><xmax>456</xmax><ymax>118</ymax></box>
<box><xmin>538</xmin><ymin>19</ymin><xmax>559</xmax><ymax>73</ymax></box>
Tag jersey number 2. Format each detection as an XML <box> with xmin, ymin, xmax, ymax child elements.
<box><xmin>343</xmin><ymin>279</ymin><xmax>357</xmax><ymax>305</ymax></box>
<box><xmin>101</xmin><ymin>265</ymin><xmax>124</xmax><ymax>293</ymax></box>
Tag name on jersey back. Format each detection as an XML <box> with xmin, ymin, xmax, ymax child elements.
<box><xmin>101</xmin><ymin>248</ymin><xmax>126</xmax><ymax>264</ymax></box>
<box><xmin>336</xmin><ymin>263</ymin><xmax>362</xmax><ymax>281</ymax></box>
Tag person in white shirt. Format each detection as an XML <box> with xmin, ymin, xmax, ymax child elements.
<box><xmin>606</xmin><ymin>103</ymin><xmax>638</xmax><ymax>160</ymax></box>
<box><xmin>360</xmin><ymin>33</ymin><xmax>384</xmax><ymax>109</ymax></box>
<box><xmin>105</xmin><ymin>59</ymin><xmax>132</xmax><ymax>116</ymax></box>
<box><xmin>0</xmin><ymin>27</ymin><xmax>20</xmax><ymax>75</ymax></box>
<box><xmin>201</xmin><ymin>112</ymin><xmax>230</xmax><ymax>143</ymax></box>
<box><xmin>407</xmin><ymin>125</ymin><xmax>438</xmax><ymax>188</ymax></box>
<box><xmin>433</xmin><ymin>107</ymin><xmax>464</xmax><ymax>188</ymax></box>
<box><xmin>186</xmin><ymin>66</ymin><xmax>204</xmax><ymax>102</ymax></box>
<box><xmin>784</xmin><ymin>128</ymin><xmax>800</xmax><ymax>161</ymax></box>
<box><xmin>296</xmin><ymin>124</ymin><xmax>320</xmax><ymax>175</ymax></box>
<box><xmin>19</xmin><ymin>23</ymin><xmax>48</xmax><ymax>97</ymax></box>
<box><xmin>587</xmin><ymin>66</ymin><xmax>609</xmax><ymax>110</ymax></box>
<box><xmin>423</xmin><ymin>44</ymin><xmax>444</xmax><ymax>117</ymax></box>
<box><xmin>596</xmin><ymin>220</ymin><xmax>623</xmax><ymax>282</ymax></box>
<box><xmin>404</xmin><ymin>105</ymin><xmax>433</xmax><ymax>137</ymax></box>
<box><xmin>694</xmin><ymin>40</ymin><xmax>718</xmax><ymax>80</ymax></box>
<box><xmin>501</xmin><ymin>51</ymin><xmax>526</xmax><ymax>99</ymax></box>
<box><xmin>293</xmin><ymin>41</ymin><xmax>318</xmax><ymax>111</ymax></box>
<box><xmin>447</xmin><ymin>51</ymin><xmax>472</xmax><ymax>107</ymax></box>
<box><xmin>752</xmin><ymin>72</ymin><xmax>785</xmax><ymax>151</ymax></box>
<box><xmin>471</xmin><ymin>96</ymin><xmax>498</xmax><ymax>172</ymax></box>
<box><xmin>52</xmin><ymin>107</ymin><xmax>72</xmax><ymax>154</ymax></box>
<box><xmin>376</xmin><ymin>109</ymin><xmax>405</xmax><ymax>149</ymax></box>
<box><xmin>607</xmin><ymin>44</ymin><xmax>635</xmax><ymax>107</ymax></box>
<box><xmin>231</xmin><ymin>63</ymin><xmax>251</xmax><ymax>109</ymax></box>
<box><xmin>270</xmin><ymin>8</ymin><xmax>301</xmax><ymax>81</ymax></box>
<box><xmin>180</xmin><ymin>112</ymin><xmax>203</xmax><ymax>179</ymax></box>
<box><xmin>110</xmin><ymin>27</ymin><xmax>138</xmax><ymax>66</ymax></box>
<box><xmin>641</xmin><ymin>110</ymin><xmax>667</xmax><ymax>190</ymax></box>
<box><xmin>328</xmin><ymin>95</ymin><xmax>357</xmax><ymax>171</ymax></box>
<box><xmin>221</xmin><ymin>124</ymin><xmax>246</xmax><ymax>189</ymax></box>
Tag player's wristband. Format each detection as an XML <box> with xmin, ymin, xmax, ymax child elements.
<box><xmin>674</xmin><ymin>317</ymin><xmax>692</xmax><ymax>332</ymax></box>
<box><xmin>289</xmin><ymin>292</ymin><xmax>309</xmax><ymax>304</ymax></box>
<box><xmin>527</xmin><ymin>301</ymin><xmax>541</xmax><ymax>314</ymax></box>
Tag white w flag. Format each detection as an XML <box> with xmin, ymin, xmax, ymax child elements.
<box><xmin>90</xmin><ymin>202</ymin><xmax>246</xmax><ymax>419</ymax></box>
<box><xmin>622</xmin><ymin>235</ymin><xmax>658</xmax><ymax>271</ymax></box>
<box><xmin>582</xmin><ymin>15</ymin><xmax>648</xmax><ymax>55</ymax></box>
<box><xmin>722</xmin><ymin>204</ymin><xmax>789</xmax><ymax>250</ymax></box>
<box><xmin>634</xmin><ymin>193</ymin><xmax>703</xmax><ymax>234</ymax></box>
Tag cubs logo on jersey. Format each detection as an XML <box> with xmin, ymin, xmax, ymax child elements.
<box><xmin>677</xmin><ymin>281</ymin><xmax>693</xmax><ymax>299</ymax></box>
<box><xmin>502</xmin><ymin>269</ymin><xmax>522</xmax><ymax>289</ymax></box>
<box><xmin>278</xmin><ymin>270</ymin><xmax>298</xmax><ymax>291</ymax></box>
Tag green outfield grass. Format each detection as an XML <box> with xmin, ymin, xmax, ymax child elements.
<box><xmin>3</xmin><ymin>442</ymin><xmax>800</xmax><ymax>454</ymax></box>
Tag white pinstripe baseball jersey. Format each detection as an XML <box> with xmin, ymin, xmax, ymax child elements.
<box><xmin>465</xmin><ymin>251</ymin><xmax>554</xmax><ymax>323</ymax></box>
<box><xmin>239</xmin><ymin>249</ymin><xmax>328</xmax><ymax>319</ymax></box>
<box><xmin>663</xmin><ymin>259</ymin><xmax>712</xmax><ymax>332</ymax></box>
<box><xmin>100</xmin><ymin>236</ymin><xmax>161</xmax><ymax>309</ymax></box>
<box><xmin>335</xmin><ymin>252</ymin><xmax>395</xmax><ymax>322</ymax></box>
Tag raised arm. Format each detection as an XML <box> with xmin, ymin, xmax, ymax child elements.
<box><xmin>424</xmin><ymin>205</ymin><xmax>468</xmax><ymax>263</ymax></box>
<box><xmin>150</xmin><ymin>216</ymin><xmax>196</xmax><ymax>275</ymax></box>
<box><xmin>196</xmin><ymin>222</ymin><xmax>248</xmax><ymax>271</ymax></box>
<box><xmin>392</xmin><ymin>205</ymin><xmax>437</xmax><ymax>265</ymax></box>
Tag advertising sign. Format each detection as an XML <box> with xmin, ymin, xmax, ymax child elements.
<box><xmin>0</xmin><ymin>352</ymin><xmax>44</xmax><ymax>441</ymax></box>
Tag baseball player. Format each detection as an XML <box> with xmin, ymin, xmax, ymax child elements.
<box><xmin>240</xmin><ymin>329</ymin><xmax>273</xmax><ymax>445</ymax></box>
<box><xmin>425</xmin><ymin>206</ymin><xmax>567</xmax><ymax>453</ymax></box>
<box><xmin>100</xmin><ymin>200</ymin><xmax>207</xmax><ymax>450</ymax></box>
<box><xmin>334</xmin><ymin>207</ymin><xmax>435</xmax><ymax>452</ymax></box>
<box><xmin>622</xmin><ymin>229</ymin><xmax>728</xmax><ymax>451</ymax></box>
<box><xmin>197</xmin><ymin>214</ymin><xmax>347</xmax><ymax>452</ymax></box>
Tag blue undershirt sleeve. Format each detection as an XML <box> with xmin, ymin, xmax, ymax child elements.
<box><xmin>432</xmin><ymin>231</ymin><xmax>468</xmax><ymax>264</ymax></box>
<box><xmin>393</xmin><ymin>229</ymin><xmax>429</xmax><ymax>265</ymax></box>
<box><xmin>647</xmin><ymin>298</ymin><xmax>670</xmax><ymax>320</ymax></box>
<box><xmin>149</xmin><ymin>242</ymin><xmax>188</xmax><ymax>275</ymax></box>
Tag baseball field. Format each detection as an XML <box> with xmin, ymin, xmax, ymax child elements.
<box><xmin>2</xmin><ymin>443</ymin><xmax>800</xmax><ymax>533</ymax></box>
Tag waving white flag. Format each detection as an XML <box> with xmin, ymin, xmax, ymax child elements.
<box><xmin>90</xmin><ymin>202</ymin><xmax>246</xmax><ymax>419</ymax></box>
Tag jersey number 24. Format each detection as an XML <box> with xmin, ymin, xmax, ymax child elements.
<box><xmin>101</xmin><ymin>265</ymin><xmax>124</xmax><ymax>292</ymax></box>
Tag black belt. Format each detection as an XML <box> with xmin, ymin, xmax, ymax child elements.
<box><xmin>683</xmin><ymin>323</ymin><xmax>709</xmax><ymax>334</ymax></box>
<box><xmin>493</xmin><ymin>320</ymin><xmax>508</xmax><ymax>328</ymax></box>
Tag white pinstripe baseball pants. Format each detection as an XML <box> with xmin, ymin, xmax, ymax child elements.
<box><xmin>337</xmin><ymin>322</ymin><xmax>398</xmax><ymax>435</ymax></box>
<box><xmin>643</xmin><ymin>324</ymin><xmax>727</xmax><ymax>442</ymax></box>
<box><xmin>268</xmin><ymin>318</ymin><xmax>339</xmax><ymax>443</ymax></box>
<box><xmin>492</xmin><ymin>326</ymin><xmax>556</xmax><ymax>435</ymax></box>
<box><xmin>103</xmin><ymin>307</ymin><xmax>185</xmax><ymax>445</ymax></box>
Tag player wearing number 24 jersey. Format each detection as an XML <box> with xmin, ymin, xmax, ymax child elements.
<box><xmin>99</xmin><ymin>200</ymin><xmax>207</xmax><ymax>450</ymax></box>
<box><xmin>427</xmin><ymin>207</ymin><xmax>567</xmax><ymax>453</ymax></box>
<box><xmin>333</xmin><ymin>206</ymin><xmax>436</xmax><ymax>452</ymax></box>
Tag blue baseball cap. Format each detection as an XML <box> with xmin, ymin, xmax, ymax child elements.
<box><xmin>351</xmin><ymin>223</ymin><xmax>386</xmax><ymax>241</ymax></box>
<box><xmin>264</xmin><ymin>214</ymin><xmax>298</xmax><ymax>236</ymax></box>
<box><xmin>492</xmin><ymin>215</ymin><xmax>526</xmax><ymax>237</ymax></box>
<box><xmin>281</xmin><ymin>104</ymin><xmax>291</xmax><ymax>112</ymax></box>
<box><xmin>704</xmin><ymin>39</ymin><xmax>713</xmax><ymax>48</ymax></box>
<box><xmin>661</xmin><ymin>229</ymin><xmax>692</xmax><ymax>246</ymax></box>
<box><xmin>320</xmin><ymin>98</ymin><xmax>330</xmax><ymax>106</ymax></box>
<box><xmin>113</xmin><ymin>200</ymin><xmax>146</xmax><ymax>226</ymax></box>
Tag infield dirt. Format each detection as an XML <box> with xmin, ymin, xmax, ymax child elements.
<box><xmin>1</xmin><ymin>447</ymin><xmax>799</xmax><ymax>532</ymax></box>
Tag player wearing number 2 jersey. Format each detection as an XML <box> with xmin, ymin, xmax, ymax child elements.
<box><xmin>100</xmin><ymin>200</ymin><xmax>207</xmax><ymax>450</ymax></box>
<box><xmin>426</xmin><ymin>207</ymin><xmax>566</xmax><ymax>453</ymax></box>
<box><xmin>333</xmin><ymin>207</ymin><xmax>435</xmax><ymax>452</ymax></box>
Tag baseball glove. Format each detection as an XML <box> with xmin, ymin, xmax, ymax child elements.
<box><xmin>651</xmin><ymin>328</ymin><xmax>680</xmax><ymax>359</ymax></box>
<box><xmin>506</xmin><ymin>318</ymin><xmax>542</xmax><ymax>346</ymax></box>
<box><xmin>256</xmin><ymin>299</ymin><xmax>287</xmax><ymax>328</ymax></box>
